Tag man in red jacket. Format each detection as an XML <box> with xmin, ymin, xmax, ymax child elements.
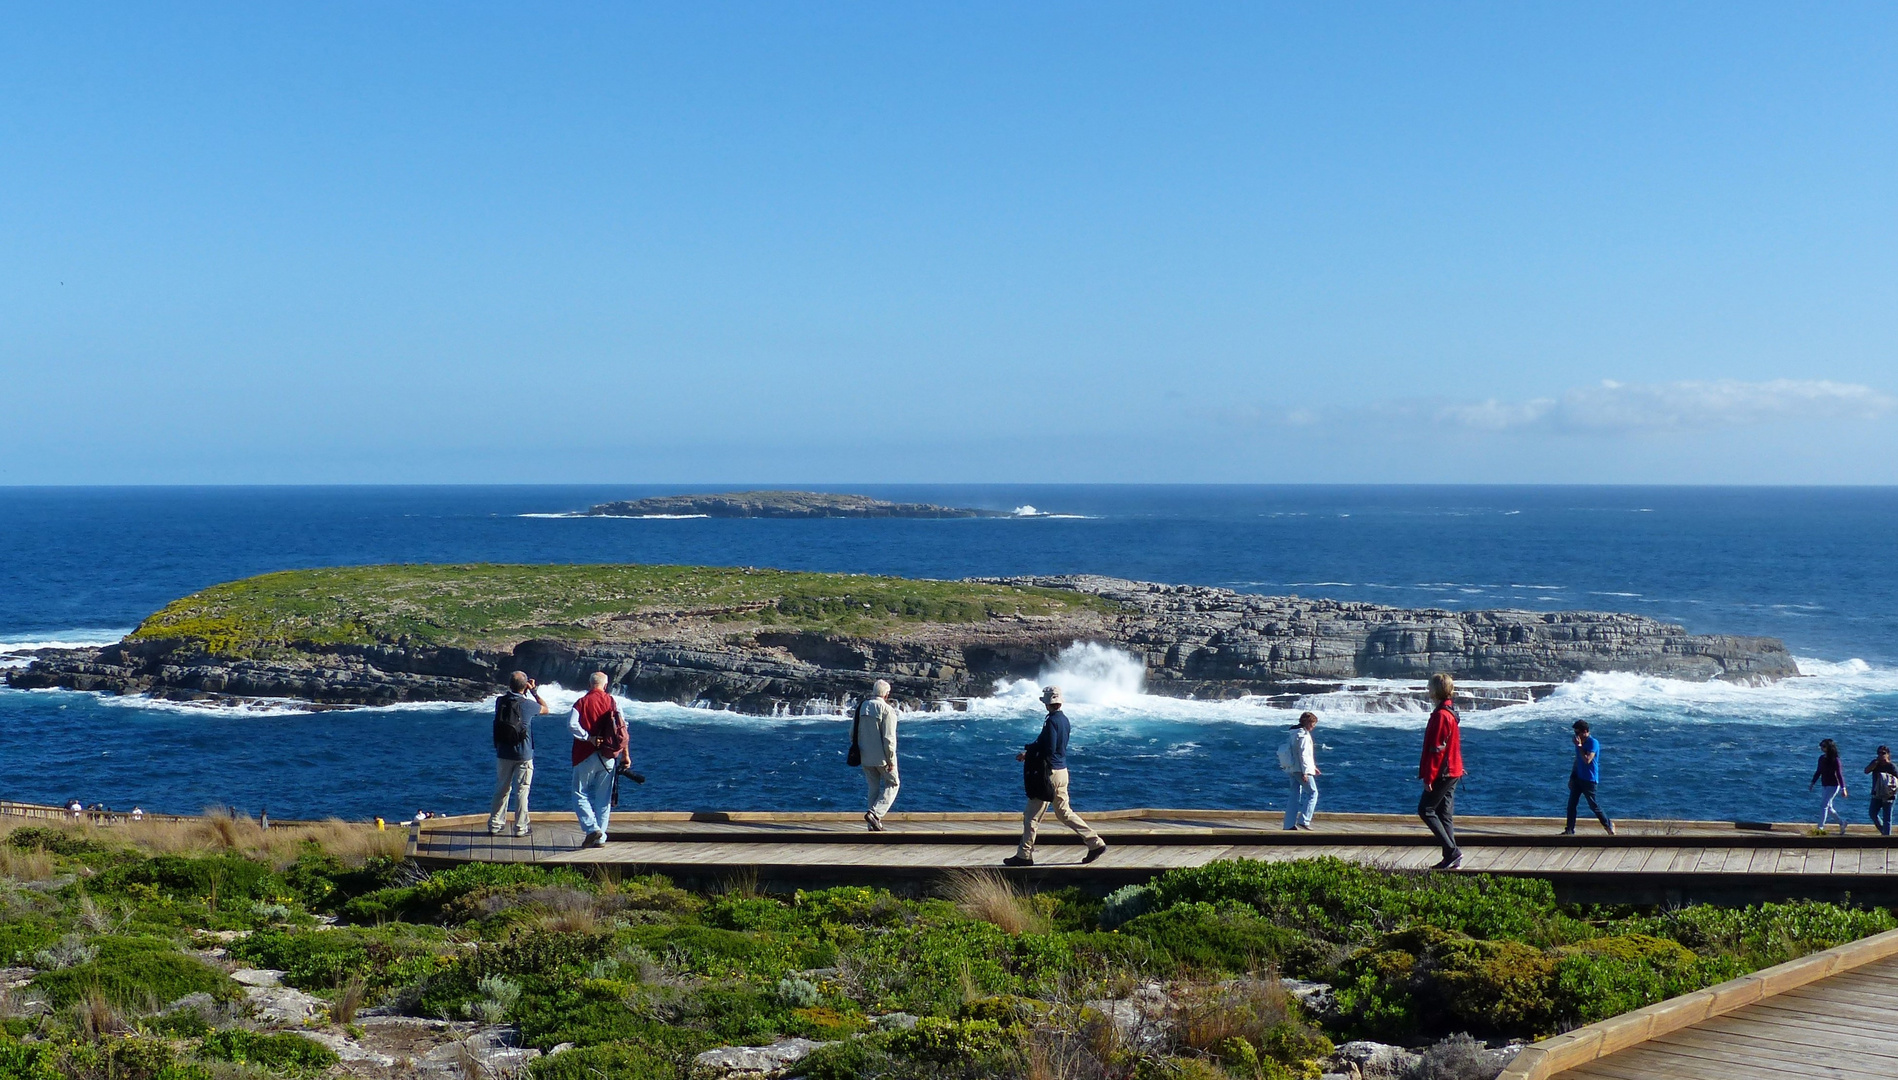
<box><xmin>1418</xmin><ymin>672</ymin><xmax>1464</xmax><ymax>870</ymax></box>
<box><xmin>568</xmin><ymin>672</ymin><xmax>627</xmax><ymax>849</ymax></box>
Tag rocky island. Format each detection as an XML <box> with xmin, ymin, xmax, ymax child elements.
<box><xmin>583</xmin><ymin>490</ymin><xmax>1012</xmax><ymax>518</ymax></box>
<box><xmin>5</xmin><ymin>563</ymin><xmax>1797</xmax><ymax>712</ymax></box>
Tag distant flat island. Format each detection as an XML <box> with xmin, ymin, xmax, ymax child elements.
<box><xmin>583</xmin><ymin>490</ymin><xmax>1013</xmax><ymax>519</ymax></box>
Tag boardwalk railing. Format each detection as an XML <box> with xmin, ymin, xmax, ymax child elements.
<box><xmin>0</xmin><ymin>799</ymin><xmax>322</xmax><ymax>828</ymax></box>
<box><xmin>1498</xmin><ymin>925</ymin><xmax>1898</xmax><ymax>1080</ymax></box>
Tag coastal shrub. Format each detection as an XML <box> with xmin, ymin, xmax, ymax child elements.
<box><xmin>1117</xmin><ymin>903</ymin><xmax>1303</xmax><ymax>973</ymax></box>
<box><xmin>789</xmin><ymin>886</ymin><xmax>906</xmax><ymax>930</ymax></box>
<box><xmin>0</xmin><ymin>918</ymin><xmax>63</xmax><ymax>966</ymax></box>
<box><xmin>94</xmin><ymin>855</ymin><xmax>283</xmax><ymax>910</ymax></box>
<box><xmin>1148</xmin><ymin>859</ymin><xmax>1580</xmax><ymax>948</ymax></box>
<box><xmin>341</xmin><ymin>863</ymin><xmax>588</xmax><ymax>924</ymax></box>
<box><xmin>197</xmin><ymin>1030</ymin><xmax>338</xmax><ymax>1076</ymax></box>
<box><xmin>229</xmin><ymin>924</ymin><xmax>452</xmax><ymax>998</ymax></box>
<box><xmin>282</xmin><ymin>850</ymin><xmax>403</xmax><ymax>912</ymax></box>
<box><xmin>31</xmin><ymin>937</ymin><xmax>238</xmax><ymax>1010</ymax></box>
<box><xmin>1631</xmin><ymin>900</ymin><xmax>1897</xmax><ymax>967</ymax></box>
<box><xmin>527</xmin><ymin>1041</ymin><xmax>677</xmax><ymax>1080</ymax></box>
<box><xmin>775</xmin><ymin>977</ymin><xmax>820</xmax><ymax>1009</ymax></box>
<box><xmin>844</xmin><ymin>918</ymin><xmax>1017</xmax><ymax>1013</ymax></box>
<box><xmin>621</xmin><ymin>921</ymin><xmax>831</xmax><ymax>981</ymax></box>
<box><xmin>512</xmin><ymin>978</ymin><xmax>656</xmax><ymax>1049</ymax></box>
<box><xmin>0</xmin><ymin>1035</ymin><xmax>210</xmax><ymax>1080</ymax></box>
<box><xmin>787</xmin><ymin>1035</ymin><xmax>896</xmax><ymax>1080</ymax></box>
<box><xmin>1100</xmin><ymin>884</ymin><xmax>1157</xmax><ymax>930</ymax></box>
<box><xmin>5</xmin><ymin>828</ymin><xmax>111</xmax><ymax>858</ymax></box>
<box><xmin>1548</xmin><ymin>935</ymin><xmax>1719</xmax><ymax>1025</ymax></box>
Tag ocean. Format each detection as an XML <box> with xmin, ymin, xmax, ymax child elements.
<box><xmin>4</xmin><ymin>485</ymin><xmax>1897</xmax><ymax>827</ymax></box>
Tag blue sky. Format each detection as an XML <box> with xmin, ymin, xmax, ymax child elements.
<box><xmin>4</xmin><ymin>3</ymin><xmax>1896</xmax><ymax>484</ymax></box>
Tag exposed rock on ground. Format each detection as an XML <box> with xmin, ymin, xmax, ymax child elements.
<box><xmin>693</xmin><ymin>1037</ymin><xmax>828</xmax><ymax>1077</ymax></box>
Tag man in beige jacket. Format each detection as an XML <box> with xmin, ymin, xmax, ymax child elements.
<box><xmin>855</xmin><ymin>679</ymin><xmax>900</xmax><ymax>831</ymax></box>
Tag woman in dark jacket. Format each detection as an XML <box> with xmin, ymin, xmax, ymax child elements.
<box><xmin>1810</xmin><ymin>738</ymin><xmax>1849</xmax><ymax>836</ymax></box>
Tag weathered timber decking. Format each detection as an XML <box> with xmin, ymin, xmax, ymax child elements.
<box><xmin>1503</xmin><ymin>927</ymin><xmax>1898</xmax><ymax>1080</ymax></box>
<box><xmin>410</xmin><ymin>809</ymin><xmax>1898</xmax><ymax>903</ymax></box>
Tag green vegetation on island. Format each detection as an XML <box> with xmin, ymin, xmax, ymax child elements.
<box><xmin>1</xmin><ymin>816</ymin><xmax>1892</xmax><ymax>1080</ymax></box>
<box><xmin>126</xmin><ymin>564</ymin><xmax>1122</xmax><ymax>658</ymax></box>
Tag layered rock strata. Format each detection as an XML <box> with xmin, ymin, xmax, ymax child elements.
<box><xmin>5</xmin><ymin>575</ymin><xmax>1796</xmax><ymax>713</ymax></box>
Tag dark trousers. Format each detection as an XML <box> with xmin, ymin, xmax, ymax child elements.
<box><xmin>1873</xmin><ymin>799</ymin><xmax>1893</xmax><ymax>837</ymax></box>
<box><xmin>1418</xmin><ymin>776</ymin><xmax>1460</xmax><ymax>859</ymax></box>
<box><xmin>1566</xmin><ymin>777</ymin><xmax>1611</xmax><ymax>831</ymax></box>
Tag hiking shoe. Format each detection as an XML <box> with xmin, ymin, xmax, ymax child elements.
<box><xmin>1603</xmin><ymin>821</ymin><xmax>1615</xmax><ymax>835</ymax></box>
<box><xmin>1082</xmin><ymin>844</ymin><xmax>1108</xmax><ymax>865</ymax></box>
<box><xmin>1560</xmin><ymin>829</ymin><xmax>1576</xmax><ymax>836</ymax></box>
<box><xmin>582</xmin><ymin>831</ymin><xmax>606</xmax><ymax>849</ymax></box>
<box><xmin>864</xmin><ymin>812</ymin><xmax>885</xmax><ymax>833</ymax></box>
<box><xmin>1002</xmin><ymin>855</ymin><xmax>1034</xmax><ymax>867</ymax></box>
<box><xmin>1435</xmin><ymin>853</ymin><xmax>1463</xmax><ymax>871</ymax></box>
<box><xmin>488</xmin><ymin>824</ymin><xmax>505</xmax><ymax>835</ymax></box>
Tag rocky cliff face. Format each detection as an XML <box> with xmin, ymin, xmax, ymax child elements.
<box><xmin>5</xmin><ymin>575</ymin><xmax>1797</xmax><ymax>713</ymax></box>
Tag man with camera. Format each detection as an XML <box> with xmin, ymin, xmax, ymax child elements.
<box><xmin>489</xmin><ymin>671</ymin><xmax>548</xmax><ymax>837</ymax></box>
<box><xmin>568</xmin><ymin>671</ymin><xmax>639</xmax><ymax>849</ymax></box>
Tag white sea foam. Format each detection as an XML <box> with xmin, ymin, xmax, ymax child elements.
<box><xmin>0</xmin><ymin>628</ymin><xmax>129</xmax><ymax>651</ymax></box>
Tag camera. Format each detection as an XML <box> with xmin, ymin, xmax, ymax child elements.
<box><xmin>616</xmin><ymin>762</ymin><xmax>646</xmax><ymax>784</ymax></box>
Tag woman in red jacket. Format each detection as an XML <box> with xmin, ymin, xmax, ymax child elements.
<box><xmin>1418</xmin><ymin>673</ymin><xmax>1464</xmax><ymax>870</ymax></box>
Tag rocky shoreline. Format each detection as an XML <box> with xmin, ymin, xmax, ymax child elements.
<box><xmin>4</xmin><ymin>574</ymin><xmax>1797</xmax><ymax>714</ymax></box>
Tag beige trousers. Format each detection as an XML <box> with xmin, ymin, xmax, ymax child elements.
<box><xmin>488</xmin><ymin>758</ymin><xmax>533</xmax><ymax>832</ymax></box>
<box><xmin>1017</xmin><ymin>768</ymin><xmax>1101</xmax><ymax>858</ymax></box>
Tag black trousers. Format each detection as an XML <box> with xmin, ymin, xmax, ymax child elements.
<box><xmin>1418</xmin><ymin>776</ymin><xmax>1460</xmax><ymax>859</ymax></box>
<box><xmin>1566</xmin><ymin>777</ymin><xmax>1610</xmax><ymax>830</ymax></box>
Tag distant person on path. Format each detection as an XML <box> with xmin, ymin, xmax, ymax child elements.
<box><xmin>1866</xmin><ymin>746</ymin><xmax>1898</xmax><ymax>837</ymax></box>
<box><xmin>1811</xmin><ymin>738</ymin><xmax>1849</xmax><ymax>835</ymax></box>
<box><xmin>1280</xmin><ymin>711</ymin><xmax>1320</xmax><ymax>831</ymax></box>
<box><xmin>130</xmin><ymin>807</ymin><xmax>144</xmax><ymax>823</ymax></box>
<box><xmin>1418</xmin><ymin>673</ymin><xmax>1464</xmax><ymax>870</ymax></box>
<box><xmin>569</xmin><ymin>672</ymin><xmax>628</xmax><ymax>849</ymax></box>
<box><xmin>490</xmin><ymin>671</ymin><xmax>549</xmax><ymax>837</ymax></box>
<box><xmin>1563</xmin><ymin>720</ymin><xmax>1615</xmax><ymax>835</ymax></box>
<box><xmin>854</xmin><ymin>680</ymin><xmax>900</xmax><ymax>832</ymax></box>
<box><xmin>1003</xmin><ymin>686</ymin><xmax>1107</xmax><ymax>867</ymax></box>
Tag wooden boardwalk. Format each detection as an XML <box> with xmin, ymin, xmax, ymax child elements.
<box><xmin>1505</xmin><ymin>927</ymin><xmax>1898</xmax><ymax>1080</ymax></box>
<box><xmin>410</xmin><ymin>808</ymin><xmax>1898</xmax><ymax>902</ymax></box>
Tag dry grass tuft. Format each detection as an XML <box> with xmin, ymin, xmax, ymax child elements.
<box><xmin>943</xmin><ymin>869</ymin><xmax>1050</xmax><ymax>936</ymax></box>
<box><xmin>0</xmin><ymin>812</ymin><xmax>405</xmax><ymax>869</ymax></box>
<box><xmin>331</xmin><ymin>973</ymin><xmax>368</xmax><ymax>1025</ymax></box>
<box><xmin>0</xmin><ymin>846</ymin><xmax>54</xmax><ymax>882</ymax></box>
<box><xmin>1173</xmin><ymin>977</ymin><xmax>1295</xmax><ymax>1057</ymax></box>
<box><xmin>71</xmin><ymin>988</ymin><xmax>127</xmax><ymax>1042</ymax></box>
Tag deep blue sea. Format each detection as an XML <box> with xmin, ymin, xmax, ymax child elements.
<box><xmin>5</xmin><ymin>485</ymin><xmax>1898</xmax><ymax>828</ymax></box>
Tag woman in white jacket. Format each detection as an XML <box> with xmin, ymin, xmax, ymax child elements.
<box><xmin>1282</xmin><ymin>711</ymin><xmax>1320</xmax><ymax>830</ymax></box>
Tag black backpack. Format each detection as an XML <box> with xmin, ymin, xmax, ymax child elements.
<box><xmin>493</xmin><ymin>694</ymin><xmax>530</xmax><ymax>750</ymax></box>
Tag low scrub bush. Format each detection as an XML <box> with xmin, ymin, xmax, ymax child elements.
<box><xmin>1117</xmin><ymin>902</ymin><xmax>1303</xmax><ymax>973</ymax></box>
<box><xmin>527</xmin><ymin>1040</ymin><xmax>679</xmax><ymax>1080</ymax></box>
<box><xmin>341</xmin><ymin>863</ymin><xmax>590</xmax><ymax>924</ymax></box>
<box><xmin>197</xmin><ymin>1030</ymin><xmax>338</xmax><ymax>1076</ymax></box>
<box><xmin>31</xmin><ymin>937</ymin><xmax>238</xmax><ymax>1011</ymax></box>
<box><xmin>229</xmin><ymin>924</ymin><xmax>450</xmax><ymax>999</ymax></box>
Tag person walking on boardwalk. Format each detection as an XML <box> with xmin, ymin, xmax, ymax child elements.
<box><xmin>1281</xmin><ymin>711</ymin><xmax>1321</xmax><ymax>831</ymax></box>
<box><xmin>1563</xmin><ymin>720</ymin><xmax>1615</xmax><ymax>836</ymax></box>
<box><xmin>1418</xmin><ymin>673</ymin><xmax>1464</xmax><ymax>870</ymax></box>
<box><xmin>569</xmin><ymin>672</ymin><xmax>628</xmax><ymax>849</ymax></box>
<box><xmin>1865</xmin><ymin>746</ymin><xmax>1898</xmax><ymax>837</ymax></box>
<box><xmin>490</xmin><ymin>671</ymin><xmax>548</xmax><ymax>837</ymax></box>
<box><xmin>854</xmin><ymin>680</ymin><xmax>900</xmax><ymax>832</ymax></box>
<box><xmin>1004</xmin><ymin>685</ymin><xmax>1108</xmax><ymax>867</ymax></box>
<box><xmin>1811</xmin><ymin>738</ymin><xmax>1849</xmax><ymax>836</ymax></box>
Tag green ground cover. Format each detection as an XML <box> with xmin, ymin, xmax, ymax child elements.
<box><xmin>0</xmin><ymin>820</ymin><xmax>1891</xmax><ymax>1080</ymax></box>
<box><xmin>124</xmin><ymin>564</ymin><xmax>1121</xmax><ymax>656</ymax></box>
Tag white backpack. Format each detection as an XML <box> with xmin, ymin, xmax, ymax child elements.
<box><xmin>1277</xmin><ymin>730</ymin><xmax>1299</xmax><ymax>773</ymax></box>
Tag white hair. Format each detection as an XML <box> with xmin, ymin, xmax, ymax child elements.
<box><xmin>873</xmin><ymin>679</ymin><xmax>891</xmax><ymax>697</ymax></box>
<box><xmin>589</xmin><ymin>672</ymin><xmax>609</xmax><ymax>689</ymax></box>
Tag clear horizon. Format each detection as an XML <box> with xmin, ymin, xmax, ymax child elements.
<box><xmin>6</xmin><ymin>4</ymin><xmax>1896</xmax><ymax>485</ymax></box>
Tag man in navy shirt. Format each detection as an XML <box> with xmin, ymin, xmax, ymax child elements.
<box><xmin>1563</xmin><ymin>720</ymin><xmax>1615</xmax><ymax>835</ymax></box>
<box><xmin>1004</xmin><ymin>685</ymin><xmax>1107</xmax><ymax>866</ymax></box>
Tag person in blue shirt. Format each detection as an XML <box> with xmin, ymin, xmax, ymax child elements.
<box><xmin>1563</xmin><ymin>720</ymin><xmax>1615</xmax><ymax>835</ymax></box>
<box><xmin>1002</xmin><ymin>685</ymin><xmax>1107</xmax><ymax>867</ymax></box>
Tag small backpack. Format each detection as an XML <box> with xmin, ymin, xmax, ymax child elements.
<box><xmin>1277</xmin><ymin>730</ymin><xmax>1299</xmax><ymax>773</ymax></box>
<box><xmin>1876</xmin><ymin>768</ymin><xmax>1898</xmax><ymax>801</ymax></box>
<box><xmin>493</xmin><ymin>694</ymin><xmax>530</xmax><ymax>750</ymax></box>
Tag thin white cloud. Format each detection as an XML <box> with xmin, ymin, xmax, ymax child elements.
<box><xmin>1328</xmin><ymin>379</ymin><xmax>1894</xmax><ymax>434</ymax></box>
